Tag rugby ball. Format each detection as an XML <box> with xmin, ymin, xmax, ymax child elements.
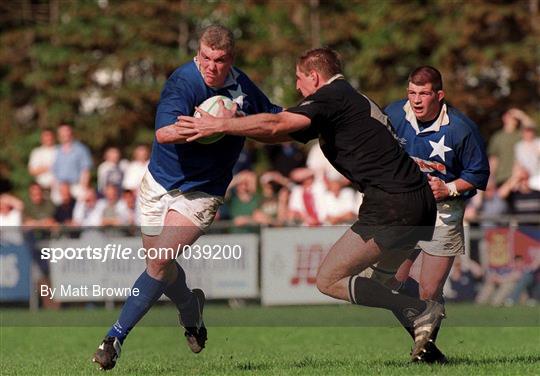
<box><xmin>194</xmin><ymin>95</ymin><xmax>235</xmax><ymax>144</ymax></box>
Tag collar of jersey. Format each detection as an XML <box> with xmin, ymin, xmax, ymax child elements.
<box><xmin>326</xmin><ymin>74</ymin><xmax>345</xmax><ymax>85</ymax></box>
<box><xmin>403</xmin><ymin>101</ymin><xmax>450</xmax><ymax>135</ymax></box>
<box><xmin>193</xmin><ymin>57</ymin><xmax>239</xmax><ymax>89</ymax></box>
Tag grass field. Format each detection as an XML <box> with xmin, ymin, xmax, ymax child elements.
<box><xmin>1</xmin><ymin>304</ymin><xmax>539</xmax><ymax>375</ymax></box>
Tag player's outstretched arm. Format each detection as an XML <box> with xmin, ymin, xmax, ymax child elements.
<box><xmin>176</xmin><ymin>110</ymin><xmax>311</xmax><ymax>143</ymax></box>
<box><xmin>156</xmin><ymin>101</ymin><xmax>237</xmax><ymax>144</ymax></box>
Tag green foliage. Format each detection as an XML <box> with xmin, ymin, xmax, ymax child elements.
<box><xmin>1</xmin><ymin>0</ymin><xmax>538</xmax><ymax>192</ymax></box>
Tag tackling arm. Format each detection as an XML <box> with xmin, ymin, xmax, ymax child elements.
<box><xmin>156</xmin><ymin>100</ymin><xmax>237</xmax><ymax>144</ymax></box>
<box><xmin>221</xmin><ymin>111</ymin><xmax>310</xmax><ymax>138</ymax></box>
<box><xmin>177</xmin><ymin>110</ymin><xmax>311</xmax><ymax>143</ymax></box>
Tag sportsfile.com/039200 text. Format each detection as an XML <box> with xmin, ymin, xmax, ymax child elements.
<box><xmin>40</xmin><ymin>243</ymin><xmax>243</xmax><ymax>263</ymax></box>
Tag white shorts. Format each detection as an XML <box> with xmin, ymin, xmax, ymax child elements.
<box><xmin>138</xmin><ymin>170</ymin><xmax>223</xmax><ymax>236</ymax></box>
<box><xmin>417</xmin><ymin>199</ymin><xmax>465</xmax><ymax>257</ymax></box>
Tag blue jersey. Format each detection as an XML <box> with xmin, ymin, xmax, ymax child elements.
<box><xmin>385</xmin><ymin>99</ymin><xmax>489</xmax><ymax>199</ymax></box>
<box><xmin>149</xmin><ymin>60</ymin><xmax>281</xmax><ymax>196</ymax></box>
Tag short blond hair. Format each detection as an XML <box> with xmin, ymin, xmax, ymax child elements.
<box><xmin>198</xmin><ymin>25</ymin><xmax>235</xmax><ymax>55</ymax></box>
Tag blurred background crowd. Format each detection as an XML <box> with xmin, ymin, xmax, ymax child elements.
<box><xmin>1</xmin><ymin>106</ymin><xmax>539</xmax><ymax>308</ymax></box>
<box><xmin>2</xmin><ymin>107</ymin><xmax>538</xmax><ymax>229</ymax></box>
<box><xmin>0</xmin><ymin>1</ymin><xmax>539</xmax><ymax>308</ymax></box>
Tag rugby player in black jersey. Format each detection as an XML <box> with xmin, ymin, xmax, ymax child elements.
<box><xmin>178</xmin><ymin>47</ymin><xmax>445</xmax><ymax>362</ymax></box>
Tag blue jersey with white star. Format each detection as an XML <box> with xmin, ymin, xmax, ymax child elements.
<box><xmin>149</xmin><ymin>60</ymin><xmax>281</xmax><ymax>196</ymax></box>
<box><xmin>385</xmin><ymin>99</ymin><xmax>489</xmax><ymax>199</ymax></box>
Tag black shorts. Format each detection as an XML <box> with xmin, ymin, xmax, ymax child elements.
<box><xmin>351</xmin><ymin>183</ymin><xmax>436</xmax><ymax>252</ymax></box>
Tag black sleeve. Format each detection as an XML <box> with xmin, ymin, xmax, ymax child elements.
<box><xmin>286</xmin><ymin>90</ymin><xmax>334</xmax><ymax>144</ymax></box>
<box><xmin>288</xmin><ymin>123</ymin><xmax>319</xmax><ymax>144</ymax></box>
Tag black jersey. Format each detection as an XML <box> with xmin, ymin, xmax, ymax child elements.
<box><xmin>287</xmin><ymin>78</ymin><xmax>425</xmax><ymax>193</ymax></box>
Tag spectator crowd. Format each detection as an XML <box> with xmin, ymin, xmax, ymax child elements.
<box><xmin>1</xmin><ymin>107</ymin><xmax>539</xmax><ymax>307</ymax></box>
<box><xmin>1</xmin><ymin>125</ymin><xmax>148</xmax><ymax>229</ymax></box>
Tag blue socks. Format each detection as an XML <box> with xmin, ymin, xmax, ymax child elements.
<box><xmin>163</xmin><ymin>262</ymin><xmax>198</xmax><ymax>327</ymax></box>
<box><xmin>107</xmin><ymin>270</ymin><xmax>168</xmax><ymax>343</ymax></box>
<box><xmin>107</xmin><ymin>263</ymin><xmax>197</xmax><ymax>344</ymax></box>
<box><xmin>163</xmin><ymin>262</ymin><xmax>193</xmax><ymax>305</ymax></box>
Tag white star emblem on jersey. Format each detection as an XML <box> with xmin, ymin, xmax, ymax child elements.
<box><xmin>228</xmin><ymin>85</ymin><xmax>246</xmax><ymax>109</ymax></box>
<box><xmin>429</xmin><ymin>135</ymin><xmax>452</xmax><ymax>162</ymax></box>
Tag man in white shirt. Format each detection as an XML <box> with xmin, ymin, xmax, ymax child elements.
<box><xmin>72</xmin><ymin>188</ymin><xmax>105</xmax><ymax>226</ymax></box>
<box><xmin>321</xmin><ymin>170</ymin><xmax>357</xmax><ymax>225</ymax></box>
<box><xmin>28</xmin><ymin>129</ymin><xmax>56</xmax><ymax>190</ymax></box>
<box><xmin>122</xmin><ymin>145</ymin><xmax>150</xmax><ymax>191</ymax></box>
<box><xmin>514</xmin><ymin>122</ymin><xmax>540</xmax><ymax>190</ymax></box>
<box><xmin>287</xmin><ymin>168</ymin><xmax>326</xmax><ymax>225</ymax></box>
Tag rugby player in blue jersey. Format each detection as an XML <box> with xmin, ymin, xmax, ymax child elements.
<box><xmin>383</xmin><ymin>66</ymin><xmax>489</xmax><ymax>361</ymax></box>
<box><xmin>178</xmin><ymin>48</ymin><xmax>449</xmax><ymax>362</ymax></box>
<box><xmin>93</xmin><ymin>25</ymin><xmax>280</xmax><ymax>370</ymax></box>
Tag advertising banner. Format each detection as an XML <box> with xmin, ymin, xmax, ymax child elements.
<box><xmin>0</xmin><ymin>242</ymin><xmax>31</xmax><ymax>302</ymax></box>
<box><xmin>261</xmin><ymin>227</ymin><xmax>346</xmax><ymax>306</ymax></box>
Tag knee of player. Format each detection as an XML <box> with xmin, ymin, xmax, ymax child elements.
<box><xmin>315</xmin><ymin>275</ymin><xmax>331</xmax><ymax>295</ymax></box>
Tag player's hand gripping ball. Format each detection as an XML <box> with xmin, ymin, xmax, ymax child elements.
<box><xmin>194</xmin><ymin>95</ymin><xmax>235</xmax><ymax>144</ymax></box>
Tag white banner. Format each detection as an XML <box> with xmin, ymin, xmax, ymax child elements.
<box><xmin>183</xmin><ymin>234</ymin><xmax>259</xmax><ymax>299</ymax></box>
<box><xmin>261</xmin><ymin>227</ymin><xmax>347</xmax><ymax>306</ymax></box>
<box><xmin>48</xmin><ymin>232</ymin><xmax>258</xmax><ymax>301</ymax></box>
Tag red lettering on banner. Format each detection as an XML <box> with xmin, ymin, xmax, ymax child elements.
<box><xmin>290</xmin><ymin>244</ymin><xmax>328</xmax><ymax>285</ymax></box>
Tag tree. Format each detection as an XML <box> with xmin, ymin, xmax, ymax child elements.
<box><xmin>1</xmin><ymin>0</ymin><xmax>538</xmax><ymax>193</ymax></box>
